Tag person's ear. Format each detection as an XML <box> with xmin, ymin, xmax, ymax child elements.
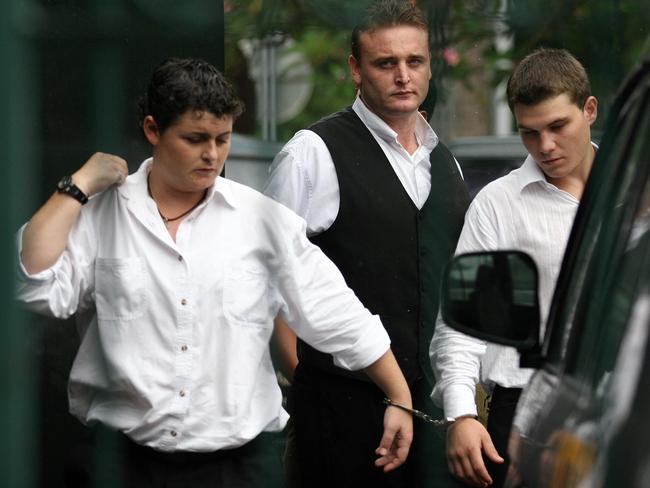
<box><xmin>142</xmin><ymin>116</ymin><xmax>160</xmax><ymax>146</ymax></box>
<box><xmin>348</xmin><ymin>54</ymin><xmax>362</xmax><ymax>90</ymax></box>
<box><xmin>583</xmin><ymin>96</ymin><xmax>598</xmax><ymax>126</ymax></box>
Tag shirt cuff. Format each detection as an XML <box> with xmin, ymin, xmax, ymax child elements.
<box><xmin>443</xmin><ymin>384</ymin><xmax>479</xmax><ymax>419</ymax></box>
<box><xmin>331</xmin><ymin>315</ymin><xmax>390</xmax><ymax>371</ymax></box>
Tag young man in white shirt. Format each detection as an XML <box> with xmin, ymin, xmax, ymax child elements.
<box><xmin>430</xmin><ymin>48</ymin><xmax>598</xmax><ymax>488</ymax></box>
<box><xmin>16</xmin><ymin>57</ymin><xmax>413</xmax><ymax>488</ymax></box>
<box><xmin>264</xmin><ymin>1</ymin><xmax>469</xmax><ymax>486</ymax></box>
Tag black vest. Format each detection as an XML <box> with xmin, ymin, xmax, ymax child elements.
<box><xmin>300</xmin><ymin>107</ymin><xmax>469</xmax><ymax>385</ymax></box>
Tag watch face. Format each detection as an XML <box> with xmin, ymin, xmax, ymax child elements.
<box><xmin>56</xmin><ymin>175</ymin><xmax>88</xmax><ymax>204</ymax></box>
<box><xmin>57</xmin><ymin>175</ymin><xmax>72</xmax><ymax>191</ymax></box>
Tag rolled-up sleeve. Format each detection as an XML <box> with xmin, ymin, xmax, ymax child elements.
<box><xmin>276</xmin><ymin>219</ymin><xmax>389</xmax><ymax>371</ymax></box>
<box><xmin>15</xmin><ymin>217</ymin><xmax>95</xmax><ymax>319</ymax></box>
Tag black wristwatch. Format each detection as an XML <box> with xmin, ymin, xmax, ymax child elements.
<box><xmin>57</xmin><ymin>175</ymin><xmax>89</xmax><ymax>205</ymax></box>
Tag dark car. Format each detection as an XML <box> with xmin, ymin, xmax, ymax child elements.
<box><xmin>440</xmin><ymin>52</ymin><xmax>650</xmax><ymax>488</ymax></box>
<box><xmin>448</xmin><ymin>135</ymin><xmax>527</xmax><ymax>199</ymax></box>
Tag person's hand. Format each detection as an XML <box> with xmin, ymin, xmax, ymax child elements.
<box><xmin>72</xmin><ymin>152</ymin><xmax>128</xmax><ymax>197</ymax></box>
<box><xmin>374</xmin><ymin>403</ymin><xmax>413</xmax><ymax>472</ymax></box>
<box><xmin>446</xmin><ymin>417</ymin><xmax>503</xmax><ymax>487</ymax></box>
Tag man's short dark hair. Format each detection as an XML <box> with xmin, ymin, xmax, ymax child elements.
<box><xmin>506</xmin><ymin>48</ymin><xmax>591</xmax><ymax>111</ymax></box>
<box><xmin>351</xmin><ymin>0</ymin><xmax>429</xmax><ymax>61</ymax></box>
<box><xmin>138</xmin><ymin>57</ymin><xmax>244</xmax><ymax>134</ymax></box>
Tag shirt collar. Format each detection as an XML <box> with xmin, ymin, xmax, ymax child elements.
<box><xmin>351</xmin><ymin>96</ymin><xmax>438</xmax><ymax>152</ymax></box>
<box><xmin>515</xmin><ymin>154</ymin><xmax>547</xmax><ymax>192</ymax></box>
<box><xmin>118</xmin><ymin>158</ymin><xmax>238</xmax><ymax>209</ymax></box>
<box><xmin>516</xmin><ymin>141</ymin><xmax>599</xmax><ymax>194</ymax></box>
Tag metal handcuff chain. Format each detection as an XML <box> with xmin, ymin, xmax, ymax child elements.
<box><xmin>383</xmin><ymin>398</ymin><xmax>456</xmax><ymax>428</ymax></box>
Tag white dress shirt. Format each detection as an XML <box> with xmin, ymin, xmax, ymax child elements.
<box><xmin>262</xmin><ymin>96</ymin><xmax>447</xmax><ymax>234</ymax></box>
<box><xmin>430</xmin><ymin>154</ymin><xmax>581</xmax><ymax>419</ymax></box>
<box><xmin>16</xmin><ymin>159</ymin><xmax>389</xmax><ymax>452</ymax></box>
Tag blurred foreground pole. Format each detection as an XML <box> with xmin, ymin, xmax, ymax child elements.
<box><xmin>0</xmin><ymin>1</ymin><xmax>37</xmax><ymax>488</ymax></box>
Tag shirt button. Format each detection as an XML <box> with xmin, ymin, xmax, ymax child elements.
<box><xmin>181</xmin><ymin>298</ymin><xmax>188</xmax><ymax>306</ymax></box>
<box><xmin>170</xmin><ymin>430</ymin><xmax>178</xmax><ymax>437</ymax></box>
<box><xmin>179</xmin><ymin>390</ymin><xmax>186</xmax><ymax>397</ymax></box>
<box><xmin>177</xmin><ymin>255</ymin><xmax>183</xmax><ymax>262</ymax></box>
<box><xmin>181</xmin><ymin>345</ymin><xmax>188</xmax><ymax>352</ymax></box>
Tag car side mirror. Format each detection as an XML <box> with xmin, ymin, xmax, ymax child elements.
<box><xmin>441</xmin><ymin>251</ymin><xmax>541</xmax><ymax>351</ymax></box>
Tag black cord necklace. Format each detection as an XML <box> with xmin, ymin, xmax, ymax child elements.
<box><xmin>147</xmin><ymin>174</ymin><xmax>206</xmax><ymax>227</ymax></box>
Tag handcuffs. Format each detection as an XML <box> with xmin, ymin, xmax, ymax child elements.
<box><xmin>383</xmin><ymin>398</ymin><xmax>477</xmax><ymax>428</ymax></box>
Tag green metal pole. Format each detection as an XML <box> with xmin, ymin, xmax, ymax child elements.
<box><xmin>90</xmin><ymin>0</ymin><xmax>128</xmax><ymax>153</ymax></box>
<box><xmin>0</xmin><ymin>1</ymin><xmax>38</xmax><ymax>488</ymax></box>
<box><xmin>0</xmin><ymin>1</ymin><xmax>226</xmax><ymax>485</ymax></box>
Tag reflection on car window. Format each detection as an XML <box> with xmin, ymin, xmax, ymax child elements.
<box><xmin>561</xmin><ymin>88</ymin><xmax>650</xmax><ymax>385</ymax></box>
<box><xmin>445</xmin><ymin>252</ymin><xmax>538</xmax><ymax>342</ymax></box>
<box><xmin>545</xmin><ymin>80</ymin><xmax>650</xmax><ymax>367</ymax></box>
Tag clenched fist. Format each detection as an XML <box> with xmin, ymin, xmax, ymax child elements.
<box><xmin>72</xmin><ymin>152</ymin><xmax>129</xmax><ymax>197</ymax></box>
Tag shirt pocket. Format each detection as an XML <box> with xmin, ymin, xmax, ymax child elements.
<box><xmin>95</xmin><ymin>257</ymin><xmax>148</xmax><ymax>321</ymax></box>
<box><xmin>223</xmin><ymin>264</ymin><xmax>271</xmax><ymax>328</ymax></box>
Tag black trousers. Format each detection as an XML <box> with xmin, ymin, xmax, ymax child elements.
<box><xmin>64</xmin><ymin>424</ymin><xmax>286</xmax><ymax>488</ymax></box>
<box><xmin>285</xmin><ymin>362</ymin><xmax>465</xmax><ymax>488</ymax></box>
<box><xmin>485</xmin><ymin>385</ymin><xmax>523</xmax><ymax>488</ymax></box>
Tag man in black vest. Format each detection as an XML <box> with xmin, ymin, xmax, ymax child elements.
<box><xmin>263</xmin><ymin>1</ymin><xmax>469</xmax><ymax>486</ymax></box>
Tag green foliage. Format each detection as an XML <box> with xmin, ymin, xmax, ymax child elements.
<box><xmin>225</xmin><ymin>0</ymin><xmax>360</xmax><ymax>139</ymax></box>
<box><xmin>506</xmin><ymin>0</ymin><xmax>650</xmax><ymax>124</ymax></box>
<box><xmin>225</xmin><ymin>0</ymin><xmax>649</xmax><ymax>138</ymax></box>
<box><xmin>429</xmin><ymin>0</ymin><xmax>508</xmax><ymax>84</ymax></box>
<box><xmin>277</xmin><ymin>28</ymin><xmax>354</xmax><ymax>140</ymax></box>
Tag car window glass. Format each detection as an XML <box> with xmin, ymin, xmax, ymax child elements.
<box><xmin>561</xmin><ymin>88</ymin><xmax>650</xmax><ymax>385</ymax></box>
<box><xmin>545</xmin><ymin>84</ymin><xmax>650</xmax><ymax>367</ymax></box>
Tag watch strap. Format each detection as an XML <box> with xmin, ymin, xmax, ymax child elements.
<box><xmin>57</xmin><ymin>175</ymin><xmax>89</xmax><ymax>205</ymax></box>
